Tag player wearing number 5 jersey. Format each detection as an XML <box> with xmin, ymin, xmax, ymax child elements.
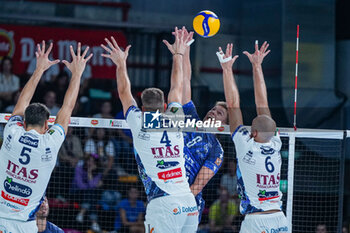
<box><xmin>101</xmin><ymin>28</ymin><xmax>198</xmax><ymax>233</ymax></box>
<box><xmin>0</xmin><ymin>41</ymin><xmax>92</xmax><ymax>233</ymax></box>
<box><xmin>220</xmin><ymin>42</ymin><xmax>289</xmax><ymax>233</ymax></box>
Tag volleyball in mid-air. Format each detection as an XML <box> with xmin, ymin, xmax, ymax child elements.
<box><xmin>193</xmin><ymin>10</ymin><xmax>220</xmax><ymax>38</ymax></box>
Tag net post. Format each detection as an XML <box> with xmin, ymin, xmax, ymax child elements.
<box><xmin>287</xmin><ymin>132</ymin><xmax>296</xmax><ymax>231</ymax></box>
<box><xmin>337</xmin><ymin>131</ymin><xmax>346</xmax><ymax>231</ymax></box>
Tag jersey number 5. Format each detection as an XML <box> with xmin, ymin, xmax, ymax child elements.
<box><xmin>265</xmin><ymin>156</ymin><xmax>275</xmax><ymax>173</ymax></box>
<box><xmin>160</xmin><ymin>131</ymin><xmax>172</xmax><ymax>147</ymax></box>
<box><xmin>19</xmin><ymin>147</ymin><xmax>31</xmax><ymax>165</ymax></box>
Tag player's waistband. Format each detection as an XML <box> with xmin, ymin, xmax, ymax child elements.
<box><xmin>246</xmin><ymin>210</ymin><xmax>283</xmax><ymax>218</ymax></box>
<box><xmin>148</xmin><ymin>191</ymin><xmax>194</xmax><ymax>203</ymax></box>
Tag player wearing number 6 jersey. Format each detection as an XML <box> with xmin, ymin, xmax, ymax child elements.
<box><xmin>220</xmin><ymin>42</ymin><xmax>289</xmax><ymax>233</ymax></box>
<box><xmin>101</xmin><ymin>28</ymin><xmax>198</xmax><ymax>233</ymax></box>
<box><xmin>0</xmin><ymin>41</ymin><xmax>92</xmax><ymax>233</ymax></box>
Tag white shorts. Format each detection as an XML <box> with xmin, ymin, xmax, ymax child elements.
<box><xmin>144</xmin><ymin>193</ymin><xmax>198</xmax><ymax>233</ymax></box>
<box><xmin>240</xmin><ymin>211</ymin><xmax>289</xmax><ymax>233</ymax></box>
<box><xmin>0</xmin><ymin>217</ymin><xmax>38</xmax><ymax>233</ymax></box>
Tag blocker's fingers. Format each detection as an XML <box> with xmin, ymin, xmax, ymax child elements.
<box><xmin>82</xmin><ymin>46</ymin><xmax>89</xmax><ymax>58</ymax></box>
<box><xmin>62</xmin><ymin>60</ymin><xmax>70</xmax><ymax>67</ymax></box>
<box><xmin>264</xmin><ymin>50</ymin><xmax>271</xmax><ymax>56</ymax></box>
<box><xmin>37</xmin><ymin>44</ymin><xmax>42</xmax><ymax>54</ymax></box>
<box><xmin>45</xmin><ymin>43</ymin><xmax>53</xmax><ymax>56</ymax></box>
<box><xmin>101</xmin><ymin>53</ymin><xmax>111</xmax><ymax>58</ymax></box>
<box><xmin>255</xmin><ymin>40</ymin><xmax>259</xmax><ymax>52</ymax></box>
<box><xmin>226</xmin><ymin>44</ymin><xmax>230</xmax><ymax>55</ymax></box>
<box><xmin>35</xmin><ymin>51</ymin><xmax>39</xmax><ymax>58</ymax></box>
<box><xmin>101</xmin><ymin>44</ymin><xmax>112</xmax><ymax>54</ymax></box>
<box><xmin>51</xmin><ymin>59</ymin><xmax>60</xmax><ymax>65</ymax></box>
<box><xmin>85</xmin><ymin>53</ymin><xmax>93</xmax><ymax>62</ymax></box>
<box><xmin>42</xmin><ymin>40</ymin><xmax>46</xmax><ymax>53</ymax></box>
<box><xmin>260</xmin><ymin>41</ymin><xmax>267</xmax><ymax>53</ymax></box>
<box><xmin>111</xmin><ymin>36</ymin><xmax>120</xmax><ymax>50</ymax></box>
<box><xmin>232</xmin><ymin>55</ymin><xmax>239</xmax><ymax>63</ymax></box>
<box><xmin>69</xmin><ymin>45</ymin><xmax>76</xmax><ymax>58</ymax></box>
<box><xmin>163</xmin><ymin>40</ymin><xmax>173</xmax><ymax>51</ymax></box>
<box><xmin>125</xmin><ymin>45</ymin><xmax>131</xmax><ymax>56</ymax></box>
<box><xmin>263</xmin><ymin>43</ymin><xmax>270</xmax><ymax>54</ymax></box>
<box><xmin>77</xmin><ymin>42</ymin><xmax>81</xmax><ymax>57</ymax></box>
<box><xmin>105</xmin><ymin>38</ymin><xmax>115</xmax><ymax>51</ymax></box>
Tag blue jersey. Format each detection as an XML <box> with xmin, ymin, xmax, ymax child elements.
<box><xmin>182</xmin><ymin>101</ymin><xmax>224</xmax><ymax>219</ymax></box>
<box><xmin>38</xmin><ymin>221</ymin><xmax>64</xmax><ymax>233</ymax></box>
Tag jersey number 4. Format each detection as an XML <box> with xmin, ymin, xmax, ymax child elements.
<box><xmin>160</xmin><ymin>131</ymin><xmax>172</xmax><ymax>147</ymax></box>
<box><xmin>19</xmin><ymin>147</ymin><xmax>31</xmax><ymax>165</ymax></box>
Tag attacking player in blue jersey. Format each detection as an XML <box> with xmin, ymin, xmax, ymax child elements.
<box><xmin>178</xmin><ymin>27</ymin><xmax>225</xmax><ymax>222</ymax></box>
<box><xmin>220</xmin><ymin>41</ymin><xmax>289</xmax><ymax>233</ymax></box>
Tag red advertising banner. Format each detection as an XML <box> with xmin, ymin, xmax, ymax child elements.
<box><xmin>0</xmin><ymin>24</ymin><xmax>127</xmax><ymax>79</ymax></box>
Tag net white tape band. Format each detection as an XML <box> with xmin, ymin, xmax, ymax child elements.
<box><xmin>0</xmin><ymin>114</ymin><xmax>346</xmax><ymax>139</ymax></box>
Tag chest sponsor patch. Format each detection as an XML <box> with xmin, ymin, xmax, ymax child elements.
<box><xmin>156</xmin><ymin>160</ymin><xmax>179</xmax><ymax>169</ymax></box>
<box><xmin>1</xmin><ymin>191</ymin><xmax>29</xmax><ymax>206</ymax></box>
<box><xmin>19</xmin><ymin>136</ymin><xmax>38</xmax><ymax>148</ymax></box>
<box><xmin>3</xmin><ymin>177</ymin><xmax>32</xmax><ymax>197</ymax></box>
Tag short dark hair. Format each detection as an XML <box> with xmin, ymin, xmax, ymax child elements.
<box><xmin>1</xmin><ymin>56</ymin><xmax>13</xmax><ymax>73</ymax></box>
<box><xmin>24</xmin><ymin>103</ymin><xmax>50</xmax><ymax>127</ymax></box>
<box><xmin>141</xmin><ymin>88</ymin><xmax>164</xmax><ymax>111</ymax></box>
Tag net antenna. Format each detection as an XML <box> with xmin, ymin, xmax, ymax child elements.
<box><xmin>293</xmin><ymin>25</ymin><xmax>300</xmax><ymax>131</ymax></box>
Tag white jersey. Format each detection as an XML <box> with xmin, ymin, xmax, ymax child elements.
<box><xmin>232</xmin><ymin>125</ymin><xmax>283</xmax><ymax>215</ymax></box>
<box><xmin>0</xmin><ymin>116</ymin><xmax>65</xmax><ymax>222</ymax></box>
<box><xmin>126</xmin><ymin>103</ymin><xmax>191</xmax><ymax>201</ymax></box>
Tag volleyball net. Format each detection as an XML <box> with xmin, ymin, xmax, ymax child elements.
<box><xmin>0</xmin><ymin>114</ymin><xmax>346</xmax><ymax>233</ymax></box>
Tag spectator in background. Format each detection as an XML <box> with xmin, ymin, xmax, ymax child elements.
<box><xmin>114</xmin><ymin>186</ymin><xmax>145</xmax><ymax>233</ymax></box>
<box><xmin>93</xmin><ymin>101</ymin><xmax>113</xmax><ymax>118</ymax></box>
<box><xmin>316</xmin><ymin>224</ymin><xmax>328</xmax><ymax>233</ymax></box>
<box><xmin>84</xmin><ymin>128</ymin><xmax>117</xmax><ymax>183</ymax></box>
<box><xmin>209</xmin><ymin>188</ymin><xmax>239</xmax><ymax>233</ymax></box>
<box><xmin>43</xmin><ymin>91</ymin><xmax>60</xmax><ymax>116</ymax></box>
<box><xmin>4</xmin><ymin>90</ymin><xmax>20</xmax><ymax>113</ymax></box>
<box><xmin>72</xmin><ymin>153</ymin><xmax>103</xmax><ymax>232</ymax></box>
<box><xmin>0</xmin><ymin>56</ymin><xmax>20</xmax><ymax>109</ymax></box>
<box><xmin>36</xmin><ymin>197</ymin><xmax>64</xmax><ymax>233</ymax></box>
<box><xmin>220</xmin><ymin>160</ymin><xmax>237</xmax><ymax>198</ymax></box>
<box><xmin>59</xmin><ymin>127</ymin><xmax>84</xmax><ymax>168</ymax></box>
<box><xmin>51</xmin><ymin>72</ymin><xmax>69</xmax><ymax>106</ymax></box>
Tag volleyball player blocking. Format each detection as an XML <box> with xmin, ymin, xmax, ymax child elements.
<box><xmin>0</xmin><ymin>41</ymin><xmax>92</xmax><ymax>233</ymax></box>
<box><xmin>101</xmin><ymin>28</ymin><xmax>198</xmax><ymax>233</ymax></box>
<box><xmin>219</xmin><ymin>42</ymin><xmax>289</xmax><ymax>233</ymax></box>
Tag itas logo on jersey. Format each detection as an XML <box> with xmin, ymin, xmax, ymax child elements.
<box><xmin>257</xmin><ymin>190</ymin><xmax>279</xmax><ymax>202</ymax></box>
<box><xmin>1</xmin><ymin>191</ymin><xmax>29</xmax><ymax>206</ymax></box>
<box><xmin>256</xmin><ymin>173</ymin><xmax>280</xmax><ymax>189</ymax></box>
<box><xmin>4</xmin><ymin>177</ymin><xmax>32</xmax><ymax>197</ymax></box>
<box><xmin>158</xmin><ymin>168</ymin><xmax>182</xmax><ymax>181</ymax></box>
<box><xmin>6</xmin><ymin>160</ymin><xmax>39</xmax><ymax>184</ymax></box>
<box><xmin>19</xmin><ymin>136</ymin><xmax>38</xmax><ymax>148</ymax></box>
<box><xmin>156</xmin><ymin>160</ymin><xmax>179</xmax><ymax>169</ymax></box>
<box><xmin>152</xmin><ymin>146</ymin><xmax>180</xmax><ymax>158</ymax></box>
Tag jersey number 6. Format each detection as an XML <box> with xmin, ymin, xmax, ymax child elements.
<box><xmin>265</xmin><ymin>156</ymin><xmax>275</xmax><ymax>173</ymax></box>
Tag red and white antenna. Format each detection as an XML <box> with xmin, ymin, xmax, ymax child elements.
<box><xmin>293</xmin><ymin>25</ymin><xmax>300</xmax><ymax>131</ymax></box>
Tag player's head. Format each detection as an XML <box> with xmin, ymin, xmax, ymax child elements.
<box><xmin>203</xmin><ymin>101</ymin><xmax>228</xmax><ymax>124</ymax></box>
<box><xmin>1</xmin><ymin>56</ymin><xmax>13</xmax><ymax>74</ymax></box>
<box><xmin>44</xmin><ymin>91</ymin><xmax>56</xmax><ymax>108</ymax></box>
<box><xmin>36</xmin><ymin>196</ymin><xmax>49</xmax><ymax>219</ymax></box>
<box><xmin>251</xmin><ymin>115</ymin><xmax>276</xmax><ymax>143</ymax></box>
<box><xmin>141</xmin><ymin>88</ymin><xmax>166</xmax><ymax>112</ymax></box>
<box><xmin>24</xmin><ymin>103</ymin><xmax>50</xmax><ymax>133</ymax></box>
<box><xmin>219</xmin><ymin>187</ymin><xmax>230</xmax><ymax>203</ymax></box>
<box><xmin>128</xmin><ymin>186</ymin><xmax>139</xmax><ymax>202</ymax></box>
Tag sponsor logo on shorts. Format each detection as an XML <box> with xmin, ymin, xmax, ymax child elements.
<box><xmin>18</xmin><ymin>136</ymin><xmax>39</xmax><ymax>148</ymax></box>
<box><xmin>4</xmin><ymin>177</ymin><xmax>32</xmax><ymax>197</ymax></box>
<box><xmin>1</xmin><ymin>191</ymin><xmax>29</xmax><ymax>206</ymax></box>
<box><xmin>158</xmin><ymin>168</ymin><xmax>182</xmax><ymax>181</ymax></box>
<box><xmin>156</xmin><ymin>160</ymin><xmax>179</xmax><ymax>169</ymax></box>
<box><xmin>0</xmin><ymin>224</ymin><xmax>11</xmax><ymax>233</ymax></box>
<box><xmin>261</xmin><ymin>226</ymin><xmax>288</xmax><ymax>233</ymax></box>
<box><xmin>172</xmin><ymin>205</ymin><xmax>198</xmax><ymax>216</ymax></box>
<box><xmin>258</xmin><ymin>190</ymin><xmax>279</xmax><ymax>202</ymax></box>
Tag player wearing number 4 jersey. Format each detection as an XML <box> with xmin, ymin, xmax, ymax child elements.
<box><xmin>219</xmin><ymin>42</ymin><xmax>289</xmax><ymax>233</ymax></box>
<box><xmin>0</xmin><ymin>41</ymin><xmax>92</xmax><ymax>233</ymax></box>
<box><xmin>101</xmin><ymin>28</ymin><xmax>198</xmax><ymax>233</ymax></box>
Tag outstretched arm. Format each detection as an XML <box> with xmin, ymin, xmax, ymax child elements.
<box><xmin>163</xmin><ymin>27</ymin><xmax>190</xmax><ymax>104</ymax></box>
<box><xmin>56</xmin><ymin>42</ymin><xmax>93</xmax><ymax>134</ymax></box>
<box><xmin>101</xmin><ymin>37</ymin><xmax>134</xmax><ymax>116</ymax></box>
<box><xmin>218</xmin><ymin>44</ymin><xmax>243</xmax><ymax>133</ymax></box>
<box><xmin>243</xmin><ymin>41</ymin><xmax>271</xmax><ymax>117</ymax></box>
<box><xmin>12</xmin><ymin>41</ymin><xmax>60</xmax><ymax>117</ymax></box>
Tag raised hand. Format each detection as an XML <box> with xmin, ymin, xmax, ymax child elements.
<box><xmin>218</xmin><ymin>43</ymin><xmax>239</xmax><ymax>70</ymax></box>
<box><xmin>35</xmin><ymin>40</ymin><xmax>60</xmax><ymax>72</ymax></box>
<box><xmin>163</xmin><ymin>27</ymin><xmax>191</xmax><ymax>55</ymax></box>
<box><xmin>62</xmin><ymin>42</ymin><xmax>93</xmax><ymax>76</ymax></box>
<box><xmin>243</xmin><ymin>41</ymin><xmax>270</xmax><ymax>66</ymax></box>
<box><xmin>101</xmin><ymin>36</ymin><xmax>131</xmax><ymax>66</ymax></box>
<box><xmin>172</xmin><ymin>26</ymin><xmax>194</xmax><ymax>54</ymax></box>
